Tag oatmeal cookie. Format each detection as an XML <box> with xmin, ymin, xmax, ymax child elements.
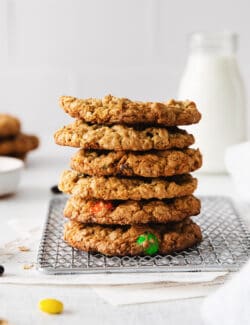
<box><xmin>63</xmin><ymin>218</ymin><xmax>202</xmax><ymax>256</ymax></box>
<box><xmin>0</xmin><ymin>114</ymin><xmax>20</xmax><ymax>137</ymax></box>
<box><xmin>0</xmin><ymin>133</ymin><xmax>39</xmax><ymax>155</ymax></box>
<box><xmin>54</xmin><ymin>120</ymin><xmax>195</xmax><ymax>151</ymax></box>
<box><xmin>64</xmin><ymin>195</ymin><xmax>201</xmax><ymax>225</ymax></box>
<box><xmin>59</xmin><ymin>171</ymin><xmax>197</xmax><ymax>200</ymax></box>
<box><xmin>7</xmin><ymin>152</ymin><xmax>27</xmax><ymax>160</ymax></box>
<box><xmin>59</xmin><ymin>95</ymin><xmax>201</xmax><ymax>126</ymax></box>
<box><xmin>70</xmin><ymin>148</ymin><xmax>202</xmax><ymax>177</ymax></box>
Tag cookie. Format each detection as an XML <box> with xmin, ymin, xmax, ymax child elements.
<box><xmin>70</xmin><ymin>148</ymin><xmax>202</xmax><ymax>178</ymax></box>
<box><xmin>59</xmin><ymin>171</ymin><xmax>197</xmax><ymax>200</ymax></box>
<box><xmin>59</xmin><ymin>95</ymin><xmax>201</xmax><ymax>126</ymax></box>
<box><xmin>7</xmin><ymin>152</ymin><xmax>27</xmax><ymax>160</ymax></box>
<box><xmin>0</xmin><ymin>133</ymin><xmax>39</xmax><ymax>155</ymax></box>
<box><xmin>54</xmin><ymin>121</ymin><xmax>195</xmax><ymax>151</ymax></box>
<box><xmin>64</xmin><ymin>195</ymin><xmax>201</xmax><ymax>225</ymax></box>
<box><xmin>63</xmin><ymin>218</ymin><xmax>202</xmax><ymax>256</ymax></box>
<box><xmin>0</xmin><ymin>114</ymin><xmax>20</xmax><ymax>137</ymax></box>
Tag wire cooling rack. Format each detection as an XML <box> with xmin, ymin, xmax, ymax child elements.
<box><xmin>37</xmin><ymin>196</ymin><xmax>250</xmax><ymax>274</ymax></box>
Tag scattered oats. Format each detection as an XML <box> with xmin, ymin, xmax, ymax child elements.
<box><xmin>23</xmin><ymin>264</ymin><xmax>34</xmax><ymax>270</ymax></box>
<box><xmin>18</xmin><ymin>246</ymin><xmax>30</xmax><ymax>252</ymax></box>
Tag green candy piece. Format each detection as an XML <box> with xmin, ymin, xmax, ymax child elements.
<box><xmin>136</xmin><ymin>232</ymin><xmax>159</xmax><ymax>255</ymax></box>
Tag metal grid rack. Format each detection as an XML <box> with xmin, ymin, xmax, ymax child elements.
<box><xmin>37</xmin><ymin>196</ymin><xmax>250</xmax><ymax>274</ymax></box>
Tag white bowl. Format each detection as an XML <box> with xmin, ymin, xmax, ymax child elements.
<box><xmin>0</xmin><ymin>157</ymin><xmax>24</xmax><ymax>196</ymax></box>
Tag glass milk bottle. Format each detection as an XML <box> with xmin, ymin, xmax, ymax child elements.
<box><xmin>178</xmin><ymin>32</ymin><xmax>246</xmax><ymax>173</ymax></box>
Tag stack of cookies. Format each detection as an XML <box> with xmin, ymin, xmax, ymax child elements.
<box><xmin>0</xmin><ymin>114</ymin><xmax>39</xmax><ymax>160</ymax></box>
<box><xmin>54</xmin><ymin>95</ymin><xmax>203</xmax><ymax>256</ymax></box>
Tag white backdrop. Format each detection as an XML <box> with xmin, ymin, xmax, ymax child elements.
<box><xmin>0</xmin><ymin>0</ymin><xmax>249</xmax><ymax>153</ymax></box>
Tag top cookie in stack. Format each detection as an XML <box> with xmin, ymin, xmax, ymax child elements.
<box><xmin>58</xmin><ymin>95</ymin><xmax>201</xmax><ymax>125</ymax></box>
<box><xmin>0</xmin><ymin>114</ymin><xmax>39</xmax><ymax>160</ymax></box>
<box><xmin>54</xmin><ymin>95</ymin><xmax>202</xmax><ymax>256</ymax></box>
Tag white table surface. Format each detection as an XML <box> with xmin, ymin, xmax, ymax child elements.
<box><xmin>0</xmin><ymin>150</ymin><xmax>242</xmax><ymax>325</ymax></box>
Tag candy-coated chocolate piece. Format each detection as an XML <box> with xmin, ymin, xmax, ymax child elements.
<box><xmin>39</xmin><ymin>298</ymin><xmax>64</xmax><ymax>314</ymax></box>
<box><xmin>0</xmin><ymin>265</ymin><xmax>4</xmax><ymax>276</ymax></box>
<box><xmin>90</xmin><ymin>201</ymin><xmax>113</xmax><ymax>214</ymax></box>
<box><xmin>137</xmin><ymin>232</ymin><xmax>159</xmax><ymax>255</ymax></box>
<box><xmin>50</xmin><ymin>185</ymin><xmax>62</xmax><ymax>194</ymax></box>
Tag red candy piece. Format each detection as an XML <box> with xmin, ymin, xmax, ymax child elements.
<box><xmin>90</xmin><ymin>201</ymin><xmax>113</xmax><ymax>214</ymax></box>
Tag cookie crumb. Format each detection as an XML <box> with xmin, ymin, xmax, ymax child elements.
<box><xmin>18</xmin><ymin>246</ymin><xmax>30</xmax><ymax>252</ymax></box>
<box><xmin>23</xmin><ymin>264</ymin><xmax>34</xmax><ymax>270</ymax></box>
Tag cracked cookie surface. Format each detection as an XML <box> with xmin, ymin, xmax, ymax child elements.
<box><xmin>54</xmin><ymin>120</ymin><xmax>195</xmax><ymax>151</ymax></box>
<box><xmin>71</xmin><ymin>148</ymin><xmax>202</xmax><ymax>177</ymax></box>
<box><xmin>59</xmin><ymin>95</ymin><xmax>201</xmax><ymax>126</ymax></box>
<box><xmin>59</xmin><ymin>170</ymin><xmax>197</xmax><ymax>200</ymax></box>
<box><xmin>64</xmin><ymin>195</ymin><xmax>201</xmax><ymax>225</ymax></box>
<box><xmin>64</xmin><ymin>218</ymin><xmax>202</xmax><ymax>256</ymax></box>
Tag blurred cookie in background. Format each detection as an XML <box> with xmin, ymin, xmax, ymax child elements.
<box><xmin>0</xmin><ymin>134</ymin><xmax>39</xmax><ymax>158</ymax></box>
<box><xmin>0</xmin><ymin>114</ymin><xmax>39</xmax><ymax>161</ymax></box>
<box><xmin>0</xmin><ymin>114</ymin><xmax>20</xmax><ymax>137</ymax></box>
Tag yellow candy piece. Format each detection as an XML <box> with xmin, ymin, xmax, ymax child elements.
<box><xmin>38</xmin><ymin>298</ymin><xmax>64</xmax><ymax>314</ymax></box>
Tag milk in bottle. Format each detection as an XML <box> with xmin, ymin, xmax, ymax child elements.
<box><xmin>178</xmin><ymin>32</ymin><xmax>246</xmax><ymax>173</ymax></box>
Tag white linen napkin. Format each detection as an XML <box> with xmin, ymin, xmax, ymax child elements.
<box><xmin>202</xmin><ymin>259</ymin><xmax>250</xmax><ymax>325</ymax></box>
<box><xmin>93</xmin><ymin>280</ymin><xmax>225</xmax><ymax>305</ymax></box>
<box><xmin>225</xmin><ymin>141</ymin><xmax>250</xmax><ymax>201</ymax></box>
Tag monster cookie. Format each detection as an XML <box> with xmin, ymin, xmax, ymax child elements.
<box><xmin>59</xmin><ymin>95</ymin><xmax>201</xmax><ymax>126</ymax></box>
<box><xmin>63</xmin><ymin>218</ymin><xmax>202</xmax><ymax>256</ymax></box>
<box><xmin>54</xmin><ymin>120</ymin><xmax>194</xmax><ymax>151</ymax></box>
<box><xmin>55</xmin><ymin>93</ymin><xmax>203</xmax><ymax>257</ymax></box>
<box><xmin>8</xmin><ymin>153</ymin><xmax>27</xmax><ymax>160</ymax></box>
<box><xmin>64</xmin><ymin>195</ymin><xmax>201</xmax><ymax>225</ymax></box>
<box><xmin>71</xmin><ymin>148</ymin><xmax>202</xmax><ymax>177</ymax></box>
<box><xmin>59</xmin><ymin>171</ymin><xmax>197</xmax><ymax>200</ymax></box>
<box><xmin>0</xmin><ymin>114</ymin><xmax>20</xmax><ymax>137</ymax></box>
<box><xmin>0</xmin><ymin>133</ymin><xmax>39</xmax><ymax>155</ymax></box>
